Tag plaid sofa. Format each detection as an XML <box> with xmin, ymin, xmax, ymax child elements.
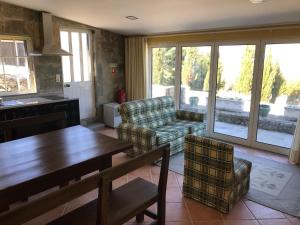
<box><xmin>183</xmin><ymin>135</ymin><xmax>252</xmax><ymax>213</ymax></box>
<box><xmin>117</xmin><ymin>96</ymin><xmax>205</xmax><ymax>157</ymax></box>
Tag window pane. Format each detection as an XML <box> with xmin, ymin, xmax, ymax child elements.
<box><xmin>3</xmin><ymin>57</ymin><xmax>18</xmax><ymax>76</ymax></box>
<box><xmin>3</xmin><ymin>57</ymin><xmax>19</xmax><ymax>92</ymax></box>
<box><xmin>0</xmin><ymin>58</ymin><xmax>4</xmax><ymax>74</ymax></box>
<box><xmin>61</xmin><ymin>56</ymin><xmax>71</xmax><ymax>83</ymax></box>
<box><xmin>180</xmin><ymin>46</ymin><xmax>211</xmax><ymax>121</ymax></box>
<box><xmin>81</xmin><ymin>33</ymin><xmax>90</xmax><ymax>81</ymax></box>
<box><xmin>71</xmin><ymin>32</ymin><xmax>81</xmax><ymax>82</ymax></box>
<box><xmin>17</xmin><ymin>58</ymin><xmax>30</xmax><ymax>79</ymax></box>
<box><xmin>151</xmin><ymin>47</ymin><xmax>176</xmax><ymax>98</ymax></box>
<box><xmin>256</xmin><ymin>43</ymin><xmax>300</xmax><ymax>149</ymax></box>
<box><xmin>19</xmin><ymin>77</ymin><xmax>29</xmax><ymax>92</ymax></box>
<box><xmin>5</xmin><ymin>74</ymin><xmax>18</xmax><ymax>92</ymax></box>
<box><xmin>0</xmin><ymin>40</ymin><xmax>15</xmax><ymax>57</ymax></box>
<box><xmin>60</xmin><ymin>31</ymin><xmax>71</xmax><ymax>83</ymax></box>
<box><xmin>0</xmin><ymin>74</ymin><xmax>5</xmax><ymax>92</ymax></box>
<box><xmin>213</xmin><ymin>45</ymin><xmax>256</xmax><ymax>139</ymax></box>
<box><xmin>0</xmin><ymin>38</ymin><xmax>35</xmax><ymax>94</ymax></box>
<box><xmin>0</xmin><ymin>57</ymin><xmax>5</xmax><ymax>92</ymax></box>
<box><xmin>16</xmin><ymin>41</ymin><xmax>26</xmax><ymax>56</ymax></box>
<box><xmin>60</xmin><ymin>31</ymin><xmax>69</xmax><ymax>51</ymax></box>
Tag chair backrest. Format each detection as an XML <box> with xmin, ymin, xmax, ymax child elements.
<box><xmin>97</xmin><ymin>143</ymin><xmax>170</xmax><ymax>225</ymax></box>
<box><xmin>0</xmin><ymin>144</ymin><xmax>170</xmax><ymax>225</ymax></box>
<box><xmin>0</xmin><ymin>111</ymin><xmax>66</xmax><ymax>142</ymax></box>
<box><xmin>118</xmin><ymin>96</ymin><xmax>176</xmax><ymax>128</ymax></box>
<box><xmin>184</xmin><ymin>135</ymin><xmax>234</xmax><ymax>186</ymax></box>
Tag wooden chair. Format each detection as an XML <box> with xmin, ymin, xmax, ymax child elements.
<box><xmin>0</xmin><ymin>111</ymin><xmax>66</xmax><ymax>142</ymax></box>
<box><xmin>0</xmin><ymin>144</ymin><xmax>170</xmax><ymax>225</ymax></box>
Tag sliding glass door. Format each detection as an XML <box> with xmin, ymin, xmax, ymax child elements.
<box><xmin>256</xmin><ymin>43</ymin><xmax>300</xmax><ymax>149</ymax></box>
<box><xmin>149</xmin><ymin>41</ymin><xmax>300</xmax><ymax>155</ymax></box>
<box><xmin>212</xmin><ymin>45</ymin><xmax>256</xmax><ymax>140</ymax></box>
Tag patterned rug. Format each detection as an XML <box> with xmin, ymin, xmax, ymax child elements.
<box><xmin>162</xmin><ymin>151</ymin><xmax>300</xmax><ymax>217</ymax></box>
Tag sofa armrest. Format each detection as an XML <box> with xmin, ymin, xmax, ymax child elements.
<box><xmin>117</xmin><ymin>123</ymin><xmax>157</xmax><ymax>149</ymax></box>
<box><xmin>176</xmin><ymin>110</ymin><xmax>204</xmax><ymax>122</ymax></box>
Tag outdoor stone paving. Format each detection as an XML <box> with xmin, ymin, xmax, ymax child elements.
<box><xmin>215</xmin><ymin>121</ymin><xmax>293</xmax><ymax>149</ymax></box>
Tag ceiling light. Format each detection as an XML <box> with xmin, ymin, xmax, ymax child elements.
<box><xmin>125</xmin><ymin>16</ymin><xmax>139</xmax><ymax>20</ymax></box>
<box><xmin>249</xmin><ymin>0</ymin><xmax>265</xmax><ymax>3</ymax></box>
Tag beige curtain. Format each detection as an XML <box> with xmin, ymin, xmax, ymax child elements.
<box><xmin>125</xmin><ymin>37</ymin><xmax>147</xmax><ymax>101</ymax></box>
<box><xmin>289</xmin><ymin>114</ymin><xmax>300</xmax><ymax>164</ymax></box>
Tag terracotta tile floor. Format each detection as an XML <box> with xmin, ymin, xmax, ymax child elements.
<box><xmin>24</xmin><ymin>127</ymin><xmax>300</xmax><ymax>225</ymax></box>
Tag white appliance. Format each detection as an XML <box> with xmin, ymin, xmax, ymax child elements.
<box><xmin>103</xmin><ymin>103</ymin><xmax>121</xmax><ymax>128</ymax></box>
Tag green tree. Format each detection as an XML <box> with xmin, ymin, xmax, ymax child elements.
<box><xmin>261</xmin><ymin>52</ymin><xmax>284</xmax><ymax>103</ymax></box>
<box><xmin>281</xmin><ymin>80</ymin><xmax>300</xmax><ymax>105</ymax></box>
<box><xmin>181</xmin><ymin>48</ymin><xmax>210</xmax><ymax>91</ymax></box>
<box><xmin>152</xmin><ymin>47</ymin><xmax>176</xmax><ymax>86</ymax></box>
<box><xmin>270</xmin><ymin>62</ymin><xmax>285</xmax><ymax>103</ymax></box>
<box><xmin>234</xmin><ymin>46</ymin><xmax>255</xmax><ymax>94</ymax></box>
<box><xmin>203</xmin><ymin>61</ymin><xmax>224</xmax><ymax>91</ymax></box>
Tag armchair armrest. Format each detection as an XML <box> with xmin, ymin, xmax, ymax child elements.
<box><xmin>117</xmin><ymin>123</ymin><xmax>157</xmax><ymax>149</ymax></box>
<box><xmin>176</xmin><ymin>110</ymin><xmax>204</xmax><ymax>122</ymax></box>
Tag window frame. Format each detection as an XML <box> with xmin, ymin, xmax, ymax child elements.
<box><xmin>59</xmin><ymin>28</ymin><xmax>93</xmax><ymax>83</ymax></box>
<box><xmin>0</xmin><ymin>35</ymin><xmax>36</xmax><ymax>96</ymax></box>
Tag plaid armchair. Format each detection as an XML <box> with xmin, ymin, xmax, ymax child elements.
<box><xmin>183</xmin><ymin>135</ymin><xmax>252</xmax><ymax>213</ymax></box>
<box><xmin>117</xmin><ymin>96</ymin><xmax>206</xmax><ymax>157</ymax></box>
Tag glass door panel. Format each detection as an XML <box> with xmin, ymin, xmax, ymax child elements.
<box><xmin>151</xmin><ymin>47</ymin><xmax>176</xmax><ymax>98</ymax></box>
<box><xmin>213</xmin><ymin>45</ymin><xmax>256</xmax><ymax>139</ymax></box>
<box><xmin>180</xmin><ymin>46</ymin><xmax>211</xmax><ymax>121</ymax></box>
<box><xmin>256</xmin><ymin>43</ymin><xmax>300</xmax><ymax>149</ymax></box>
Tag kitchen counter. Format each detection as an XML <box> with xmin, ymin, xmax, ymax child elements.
<box><xmin>0</xmin><ymin>96</ymin><xmax>78</xmax><ymax>110</ymax></box>
<box><xmin>0</xmin><ymin>97</ymin><xmax>80</xmax><ymax>142</ymax></box>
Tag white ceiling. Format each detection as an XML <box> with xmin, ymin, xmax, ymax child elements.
<box><xmin>3</xmin><ymin>0</ymin><xmax>300</xmax><ymax>35</ymax></box>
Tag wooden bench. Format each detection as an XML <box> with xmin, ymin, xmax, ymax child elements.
<box><xmin>0</xmin><ymin>144</ymin><xmax>170</xmax><ymax>225</ymax></box>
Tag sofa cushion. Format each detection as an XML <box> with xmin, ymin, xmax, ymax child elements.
<box><xmin>119</xmin><ymin>97</ymin><xmax>176</xmax><ymax>128</ymax></box>
<box><xmin>234</xmin><ymin>157</ymin><xmax>252</xmax><ymax>185</ymax></box>
<box><xmin>168</xmin><ymin>120</ymin><xmax>205</xmax><ymax>133</ymax></box>
<box><xmin>155</xmin><ymin>123</ymin><xmax>190</xmax><ymax>145</ymax></box>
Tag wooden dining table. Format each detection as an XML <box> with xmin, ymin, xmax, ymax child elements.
<box><xmin>0</xmin><ymin>125</ymin><xmax>132</xmax><ymax>212</ymax></box>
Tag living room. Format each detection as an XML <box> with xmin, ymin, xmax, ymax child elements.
<box><xmin>0</xmin><ymin>0</ymin><xmax>300</xmax><ymax>225</ymax></box>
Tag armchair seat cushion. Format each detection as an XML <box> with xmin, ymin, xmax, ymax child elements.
<box><xmin>234</xmin><ymin>157</ymin><xmax>252</xmax><ymax>185</ymax></box>
<box><xmin>170</xmin><ymin>120</ymin><xmax>205</xmax><ymax>133</ymax></box>
<box><xmin>154</xmin><ymin>121</ymin><xmax>205</xmax><ymax>145</ymax></box>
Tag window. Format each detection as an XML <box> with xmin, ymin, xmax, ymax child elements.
<box><xmin>149</xmin><ymin>39</ymin><xmax>300</xmax><ymax>154</ymax></box>
<box><xmin>151</xmin><ymin>47</ymin><xmax>176</xmax><ymax>98</ymax></box>
<box><xmin>0</xmin><ymin>38</ymin><xmax>36</xmax><ymax>95</ymax></box>
<box><xmin>256</xmin><ymin>43</ymin><xmax>300</xmax><ymax>148</ymax></box>
<box><xmin>213</xmin><ymin>44</ymin><xmax>256</xmax><ymax>139</ymax></box>
<box><xmin>60</xmin><ymin>30</ymin><xmax>92</xmax><ymax>82</ymax></box>
<box><xmin>180</xmin><ymin>46</ymin><xmax>211</xmax><ymax>120</ymax></box>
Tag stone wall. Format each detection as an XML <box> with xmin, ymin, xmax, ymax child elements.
<box><xmin>217</xmin><ymin>111</ymin><xmax>296</xmax><ymax>134</ymax></box>
<box><xmin>0</xmin><ymin>2</ymin><xmax>125</xmax><ymax>121</ymax></box>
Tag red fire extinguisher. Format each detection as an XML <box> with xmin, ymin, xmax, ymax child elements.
<box><xmin>117</xmin><ymin>89</ymin><xmax>126</xmax><ymax>104</ymax></box>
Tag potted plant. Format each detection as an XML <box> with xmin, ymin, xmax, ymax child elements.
<box><xmin>259</xmin><ymin>104</ymin><xmax>271</xmax><ymax>117</ymax></box>
<box><xmin>189</xmin><ymin>96</ymin><xmax>199</xmax><ymax>107</ymax></box>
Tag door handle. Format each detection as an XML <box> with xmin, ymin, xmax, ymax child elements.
<box><xmin>64</xmin><ymin>84</ymin><xmax>71</xmax><ymax>87</ymax></box>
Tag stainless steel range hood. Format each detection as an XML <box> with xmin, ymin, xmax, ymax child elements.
<box><xmin>30</xmin><ymin>12</ymin><xmax>72</xmax><ymax>56</ymax></box>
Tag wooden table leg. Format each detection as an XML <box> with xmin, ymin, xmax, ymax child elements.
<box><xmin>99</xmin><ymin>155</ymin><xmax>112</xmax><ymax>191</ymax></box>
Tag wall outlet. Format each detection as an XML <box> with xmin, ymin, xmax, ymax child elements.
<box><xmin>56</xmin><ymin>74</ymin><xmax>61</xmax><ymax>83</ymax></box>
